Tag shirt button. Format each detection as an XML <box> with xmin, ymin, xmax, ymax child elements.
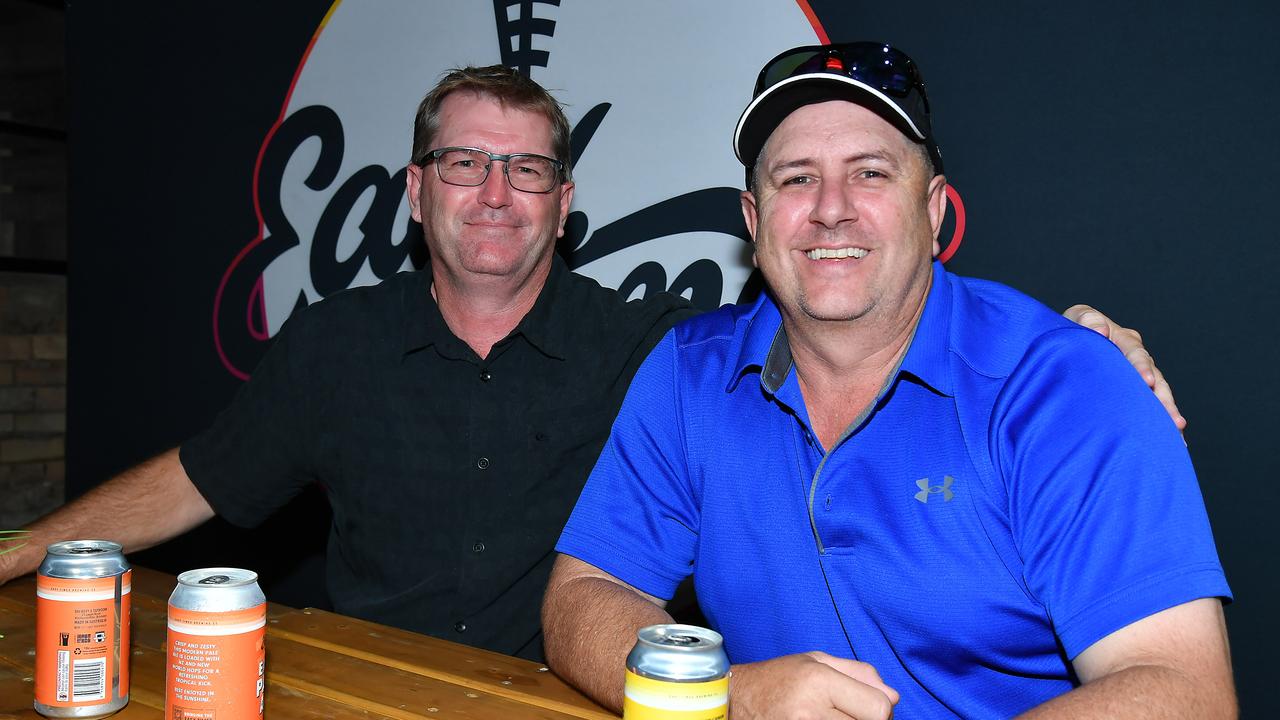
<box><xmin>476</xmin><ymin>457</ymin><xmax>490</xmax><ymax>470</ymax></box>
<box><xmin>479</xmin><ymin>369</ymin><xmax>492</xmax><ymax>382</ymax></box>
<box><xmin>454</xmin><ymin>621</ymin><xmax>467</xmax><ymax>633</ymax></box>
<box><xmin>472</xmin><ymin>541</ymin><xmax>486</xmax><ymax>553</ymax></box>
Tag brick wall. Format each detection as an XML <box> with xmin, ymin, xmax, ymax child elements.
<box><xmin>1</xmin><ymin>1</ymin><xmax>66</xmax><ymax>530</ymax></box>
<box><xmin>0</xmin><ymin>271</ymin><xmax>65</xmax><ymax>528</ymax></box>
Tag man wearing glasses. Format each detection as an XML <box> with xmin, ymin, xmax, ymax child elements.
<box><xmin>543</xmin><ymin>43</ymin><xmax>1233</xmax><ymax>717</ymax></box>
<box><xmin>2</xmin><ymin>65</ymin><xmax>1185</xmax><ymax>665</ymax></box>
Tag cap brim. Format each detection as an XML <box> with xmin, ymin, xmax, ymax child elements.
<box><xmin>733</xmin><ymin>73</ymin><xmax>928</xmax><ymax>166</ymax></box>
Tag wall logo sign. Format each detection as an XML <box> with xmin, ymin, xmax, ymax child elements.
<box><xmin>212</xmin><ymin>1</ymin><xmax>963</xmax><ymax>379</ymax></box>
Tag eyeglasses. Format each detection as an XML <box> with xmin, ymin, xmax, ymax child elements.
<box><xmin>422</xmin><ymin>146</ymin><xmax>564</xmax><ymax>193</ymax></box>
<box><xmin>754</xmin><ymin>41</ymin><xmax>931</xmax><ymax>113</ymax></box>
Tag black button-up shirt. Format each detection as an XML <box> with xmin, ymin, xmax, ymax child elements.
<box><xmin>181</xmin><ymin>256</ymin><xmax>693</xmax><ymax>658</ymax></box>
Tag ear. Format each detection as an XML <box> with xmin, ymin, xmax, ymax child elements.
<box><xmin>406</xmin><ymin>163</ymin><xmax>425</xmax><ymax>223</ymax></box>
<box><xmin>926</xmin><ymin>174</ymin><xmax>948</xmax><ymax>256</ymax></box>
<box><xmin>555</xmin><ymin>181</ymin><xmax>576</xmax><ymax>237</ymax></box>
<box><xmin>740</xmin><ymin>190</ymin><xmax>761</xmax><ymax>267</ymax></box>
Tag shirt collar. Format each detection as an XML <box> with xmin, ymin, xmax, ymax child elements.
<box><xmin>513</xmin><ymin>254</ymin><xmax>571</xmax><ymax>360</ymax></box>
<box><xmin>400</xmin><ymin>254</ymin><xmax>572</xmax><ymax>360</ymax></box>
<box><xmin>896</xmin><ymin>260</ymin><xmax>953</xmax><ymax>397</ymax></box>
<box><xmin>728</xmin><ymin>259</ymin><xmax>954</xmax><ymax>397</ymax></box>
<box><xmin>726</xmin><ymin>290</ymin><xmax>786</xmax><ymax>393</ymax></box>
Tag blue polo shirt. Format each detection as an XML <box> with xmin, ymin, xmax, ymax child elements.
<box><xmin>556</xmin><ymin>261</ymin><xmax>1230</xmax><ymax>718</ymax></box>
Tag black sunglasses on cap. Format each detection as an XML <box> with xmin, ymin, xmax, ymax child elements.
<box><xmin>734</xmin><ymin>41</ymin><xmax>943</xmax><ymax>177</ymax></box>
<box><xmin>754</xmin><ymin>42</ymin><xmax>929</xmax><ymax>105</ymax></box>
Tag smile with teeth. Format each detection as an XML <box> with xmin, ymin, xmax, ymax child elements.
<box><xmin>805</xmin><ymin>247</ymin><xmax>869</xmax><ymax>260</ymax></box>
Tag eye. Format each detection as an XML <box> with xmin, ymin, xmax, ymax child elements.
<box><xmin>858</xmin><ymin>169</ymin><xmax>887</xmax><ymax>179</ymax></box>
<box><xmin>511</xmin><ymin>157</ymin><xmax>552</xmax><ymax>178</ymax></box>
<box><xmin>781</xmin><ymin>174</ymin><xmax>815</xmax><ymax>186</ymax></box>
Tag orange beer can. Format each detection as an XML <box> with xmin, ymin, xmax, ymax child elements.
<box><xmin>35</xmin><ymin>540</ymin><xmax>132</xmax><ymax>719</ymax></box>
<box><xmin>165</xmin><ymin>568</ymin><xmax>267</xmax><ymax>720</ymax></box>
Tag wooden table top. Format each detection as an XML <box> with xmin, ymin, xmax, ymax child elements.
<box><xmin>0</xmin><ymin>566</ymin><xmax>615</xmax><ymax>719</ymax></box>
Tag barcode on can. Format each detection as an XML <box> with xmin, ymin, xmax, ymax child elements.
<box><xmin>72</xmin><ymin>656</ymin><xmax>106</xmax><ymax>701</ymax></box>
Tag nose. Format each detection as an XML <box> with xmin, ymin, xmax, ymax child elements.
<box><xmin>478</xmin><ymin>160</ymin><xmax>513</xmax><ymax>209</ymax></box>
<box><xmin>809</xmin><ymin>177</ymin><xmax>857</xmax><ymax>228</ymax></box>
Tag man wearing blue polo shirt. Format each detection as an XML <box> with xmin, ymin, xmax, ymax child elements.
<box><xmin>541</xmin><ymin>42</ymin><xmax>1234</xmax><ymax>719</ymax></box>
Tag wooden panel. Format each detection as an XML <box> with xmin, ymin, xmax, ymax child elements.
<box><xmin>265</xmin><ymin>635</ymin><xmax>589</xmax><ymax>720</ymax></box>
<box><xmin>269</xmin><ymin>609</ymin><xmax>615</xmax><ymax>720</ymax></box>
<box><xmin>0</xmin><ymin>603</ymin><xmax>37</xmax><ymax>671</ymax></box>
<box><xmin>0</xmin><ymin>568</ymin><xmax>617</xmax><ymax>720</ymax></box>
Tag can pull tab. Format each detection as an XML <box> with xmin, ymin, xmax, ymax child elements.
<box><xmin>66</xmin><ymin>546</ymin><xmax>106</xmax><ymax>555</ymax></box>
<box><xmin>198</xmin><ymin>575</ymin><xmax>232</xmax><ymax>585</ymax></box>
<box><xmin>667</xmin><ymin>634</ymin><xmax>701</xmax><ymax>646</ymax></box>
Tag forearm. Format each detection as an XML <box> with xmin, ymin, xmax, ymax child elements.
<box><xmin>1019</xmin><ymin>599</ymin><xmax>1236</xmax><ymax>719</ymax></box>
<box><xmin>0</xmin><ymin>448</ymin><xmax>215</xmax><ymax>583</ymax></box>
<box><xmin>1018</xmin><ymin>663</ymin><xmax>1236</xmax><ymax>719</ymax></box>
<box><xmin>542</xmin><ymin>558</ymin><xmax>673</xmax><ymax>712</ymax></box>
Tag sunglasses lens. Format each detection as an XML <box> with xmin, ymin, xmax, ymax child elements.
<box><xmin>757</xmin><ymin>44</ymin><xmax>919</xmax><ymax>99</ymax></box>
<box><xmin>759</xmin><ymin>50</ymin><xmax>823</xmax><ymax>93</ymax></box>
<box><xmin>858</xmin><ymin>47</ymin><xmax>916</xmax><ymax>96</ymax></box>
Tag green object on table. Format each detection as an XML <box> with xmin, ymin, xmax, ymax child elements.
<box><xmin>0</xmin><ymin>529</ymin><xmax>31</xmax><ymax>556</ymax></box>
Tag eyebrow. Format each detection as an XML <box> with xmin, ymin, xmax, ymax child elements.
<box><xmin>766</xmin><ymin>150</ymin><xmax>901</xmax><ymax>177</ymax></box>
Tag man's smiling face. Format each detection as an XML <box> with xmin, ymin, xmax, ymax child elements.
<box><xmin>741</xmin><ymin>100</ymin><xmax>946</xmax><ymax>329</ymax></box>
<box><xmin>407</xmin><ymin>91</ymin><xmax>574</xmax><ymax>288</ymax></box>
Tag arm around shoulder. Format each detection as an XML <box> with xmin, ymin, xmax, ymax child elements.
<box><xmin>0</xmin><ymin>447</ymin><xmax>214</xmax><ymax>584</ymax></box>
<box><xmin>1061</xmin><ymin>304</ymin><xmax>1185</xmax><ymax>430</ymax></box>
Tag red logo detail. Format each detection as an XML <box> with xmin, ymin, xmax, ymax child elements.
<box><xmin>939</xmin><ymin>185</ymin><xmax>965</xmax><ymax>263</ymax></box>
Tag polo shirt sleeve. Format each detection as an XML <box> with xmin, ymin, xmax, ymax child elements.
<box><xmin>991</xmin><ymin>327</ymin><xmax>1231</xmax><ymax>660</ymax></box>
<box><xmin>178</xmin><ymin>308</ymin><xmax>322</xmax><ymax>529</ymax></box>
<box><xmin>556</xmin><ymin>329</ymin><xmax>699</xmax><ymax>600</ymax></box>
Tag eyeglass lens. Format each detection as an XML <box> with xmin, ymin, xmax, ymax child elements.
<box><xmin>434</xmin><ymin>148</ymin><xmax>558</xmax><ymax>192</ymax></box>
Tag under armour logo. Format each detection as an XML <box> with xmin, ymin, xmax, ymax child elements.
<box><xmin>915</xmin><ymin>476</ymin><xmax>955</xmax><ymax>503</ymax></box>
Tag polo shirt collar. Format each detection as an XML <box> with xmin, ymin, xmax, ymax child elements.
<box><xmin>728</xmin><ymin>260</ymin><xmax>954</xmax><ymax>397</ymax></box>
<box><xmin>726</xmin><ymin>291</ymin><xmax>786</xmax><ymax>393</ymax></box>
<box><xmin>896</xmin><ymin>260</ymin><xmax>953</xmax><ymax>397</ymax></box>
<box><xmin>400</xmin><ymin>255</ymin><xmax>571</xmax><ymax>360</ymax></box>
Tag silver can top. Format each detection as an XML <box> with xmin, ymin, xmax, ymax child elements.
<box><xmin>170</xmin><ymin>567</ymin><xmax>266</xmax><ymax>612</ymax></box>
<box><xmin>39</xmin><ymin>539</ymin><xmax>129</xmax><ymax>578</ymax></box>
<box><xmin>177</xmin><ymin>567</ymin><xmax>259</xmax><ymax>588</ymax></box>
<box><xmin>628</xmin><ymin>624</ymin><xmax>729</xmax><ymax>682</ymax></box>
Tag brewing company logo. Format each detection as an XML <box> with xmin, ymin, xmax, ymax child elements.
<box><xmin>212</xmin><ymin>1</ymin><xmax>963</xmax><ymax>379</ymax></box>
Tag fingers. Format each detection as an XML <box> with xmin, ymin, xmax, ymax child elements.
<box><xmin>1063</xmin><ymin>306</ymin><xmax>1186</xmax><ymax>431</ymax></box>
<box><xmin>1063</xmin><ymin>304</ymin><xmax>1112</xmax><ymax>340</ymax></box>
<box><xmin>1121</xmin><ymin>343</ymin><xmax>1158</xmax><ymax>388</ymax></box>
<box><xmin>827</xmin><ymin>682</ymin><xmax>896</xmax><ymax>720</ymax></box>
<box><xmin>1068</xmin><ymin>307</ymin><xmax>1157</xmax><ymax>385</ymax></box>
<box><xmin>1069</xmin><ymin>305</ymin><xmax>1159</xmax><ymax>389</ymax></box>
<box><xmin>730</xmin><ymin>653</ymin><xmax>898</xmax><ymax>720</ymax></box>
<box><xmin>807</xmin><ymin>652</ymin><xmax>900</xmax><ymax>705</ymax></box>
<box><xmin>1141</xmin><ymin>356</ymin><xmax>1187</xmax><ymax>431</ymax></box>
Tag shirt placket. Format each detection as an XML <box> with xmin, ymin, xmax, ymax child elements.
<box><xmin>453</xmin><ymin>340</ymin><xmax>515</xmax><ymax>638</ymax></box>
